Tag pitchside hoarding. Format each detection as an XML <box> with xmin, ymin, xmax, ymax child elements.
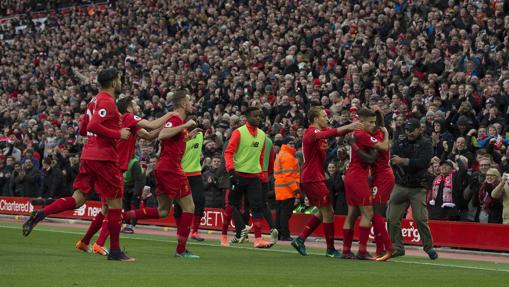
<box><xmin>1</xmin><ymin>196</ymin><xmax>508</xmax><ymax>251</ymax></box>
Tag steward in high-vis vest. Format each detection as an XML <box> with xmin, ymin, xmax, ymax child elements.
<box><xmin>223</xmin><ymin>107</ymin><xmax>275</xmax><ymax>248</ymax></box>
<box><xmin>123</xmin><ymin>157</ymin><xmax>146</xmax><ymax>232</ymax></box>
<box><xmin>260</xmin><ymin>136</ymin><xmax>278</xmax><ymax>243</ymax></box>
<box><xmin>175</xmin><ymin>131</ymin><xmax>206</xmax><ymax>241</ymax></box>
<box><xmin>274</xmin><ymin>137</ymin><xmax>300</xmax><ymax>240</ymax></box>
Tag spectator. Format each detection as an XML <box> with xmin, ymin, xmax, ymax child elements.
<box><xmin>492</xmin><ymin>173</ymin><xmax>509</xmax><ymax>224</ymax></box>
<box><xmin>202</xmin><ymin>155</ymin><xmax>224</xmax><ymax>208</ymax></box>
<box><xmin>12</xmin><ymin>159</ymin><xmax>41</xmax><ymax>197</ymax></box>
<box><xmin>474</xmin><ymin>168</ymin><xmax>503</xmax><ymax>224</ymax></box>
<box><xmin>39</xmin><ymin>157</ymin><xmax>66</xmax><ymax>199</ymax></box>
<box><xmin>428</xmin><ymin>159</ymin><xmax>467</xmax><ymax>221</ymax></box>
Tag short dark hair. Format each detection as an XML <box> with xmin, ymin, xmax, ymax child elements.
<box><xmin>172</xmin><ymin>90</ymin><xmax>189</xmax><ymax>108</ymax></box>
<box><xmin>97</xmin><ymin>68</ymin><xmax>119</xmax><ymax>89</ymax></box>
<box><xmin>42</xmin><ymin>158</ymin><xmax>52</xmax><ymax>165</ymax></box>
<box><xmin>244</xmin><ymin>107</ymin><xmax>260</xmax><ymax>117</ymax></box>
<box><xmin>117</xmin><ymin>96</ymin><xmax>133</xmax><ymax>114</ymax></box>
<box><xmin>357</xmin><ymin>108</ymin><xmax>376</xmax><ymax>118</ymax></box>
<box><xmin>308</xmin><ymin>106</ymin><xmax>323</xmax><ymax>123</ymax></box>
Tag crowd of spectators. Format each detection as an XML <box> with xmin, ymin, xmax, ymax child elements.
<box><xmin>1</xmin><ymin>0</ymin><xmax>509</xmax><ymax>224</ymax></box>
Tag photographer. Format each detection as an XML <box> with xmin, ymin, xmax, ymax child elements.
<box><xmin>387</xmin><ymin>118</ymin><xmax>438</xmax><ymax>260</ymax></box>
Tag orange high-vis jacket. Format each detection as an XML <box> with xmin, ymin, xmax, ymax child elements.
<box><xmin>274</xmin><ymin>144</ymin><xmax>300</xmax><ymax>201</ymax></box>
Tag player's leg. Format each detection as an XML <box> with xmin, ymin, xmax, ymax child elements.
<box><xmin>292</xmin><ymin>182</ymin><xmax>325</xmax><ymax>256</ymax></box>
<box><xmin>221</xmin><ymin>188</ymin><xmax>244</xmax><ymax>246</ymax></box>
<box><xmin>77</xmin><ymin>203</ymin><xmax>108</xmax><ymax>253</ymax></box>
<box><xmin>244</xmin><ymin>177</ymin><xmax>273</xmax><ymax>248</ymax></box>
<box><xmin>357</xmin><ymin>205</ymin><xmax>374</xmax><ymax>259</ymax></box>
<box><xmin>125</xmin><ymin>171</ymin><xmax>172</xmax><ymax>220</ymax></box>
<box><xmin>121</xmin><ymin>190</ymin><xmax>135</xmax><ymax>233</ymax></box>
<box><xmin>99</xmin><ymin>162</ymin><xmax>134</xmax><ymax>262</ymax></box>
<box><xmin>174</xmin><ymin>192</ymin><xmax>199</xmax><ymax>259</ymax></box>
<box><xmin>189</xmin><ymin>175</ymin><xmax>205</xmax><ymax>241</ymax></box>
<box><xmin>93</xmin><ymin>204</ymin><xmax>110</xmax><ymax>256</ymax></box>
<box><xmin>341</xmin><ymin>205</ymin><xmax>359</xmax><ymax>258</ymax></box>
<box><xmin>22</xmin><ymin>164</ymin><xmax>89</xmax><ymax>236</ymax></box>
<box><xmin>173</xmin><ymin>201</ymin><xmax>183</xmax><ymax>228</ymax></box>
<box><xmin>318</xmin><ymin>202</ymin><xmax>339</xmax><ymax>257</ymax></box>
<box><xmin>261</xmin><ymin>182</ymin><xmax>277</xmax><ymax>243</ymax></box>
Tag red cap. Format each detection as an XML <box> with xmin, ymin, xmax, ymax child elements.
<box><xmin>313</xmin><ymin>79</ymin><xmax>321</xmax><ymax>85</ymax></box>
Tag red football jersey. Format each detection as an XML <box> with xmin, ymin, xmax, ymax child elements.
<box><xmin>80</xmin><ymin>92</ymin><xmax>121</xmax><ymax>162</ymax></box>
<box><xmin>372</xmin><ymin>129</ymin><xmax>391</xmax><ymax>172</ymax></box>
<box><xmin>117</xmin><ymin>113</ymin><xmax>142</xmax><ymax>171</ymax></box>
<box><xmin>155</xmin><ymin>115</ymin><xmax>188</xmax><ymax>180</ymax></box>
<box><xmin>345</xmin><ymin>129</ymin><xmax>379</xmax><ymax>176</ymax></box>
<box><xmin>301</xmin><ymin>126</ymin><xmax>341</xmax><ymax>183</ymax></box>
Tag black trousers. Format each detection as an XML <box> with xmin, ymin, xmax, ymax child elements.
<box><xmin>123</xmin><ymin>187</ymin><xmax>141</xmax><ymax>226</ymax></box>
<box><xmin>261</xmin><ymin>182</ymin><xmax>275</xmax><ymax>229</ymax></box>
<box><xmin>229</xmin><ymin>176</ymin><xmax>264</xmax><ymax>218</ymax></box>
<box><xmin>174</xmin><ymin>175</ymin><xmax>205</xmax><ymax>218</ymax></box>
<box><xmin>275</xmin><ymin>198</ymin><xmax>295</xmax><ymax>238</ymax></box>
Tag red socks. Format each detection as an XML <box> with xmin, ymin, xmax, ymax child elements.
<box><xmin>323</xmin><ymin>223</ymin><xmax>335</xmax><ymax>250</ymax></box>
<box><xmin>43</xmin><ymin>197</ymin><xmax>76</xmax><ymax>216</ymax></box>
<box><xmin>107</xmin><ymin>208</ymin><xmax>122</xmax><ymax>251</ymax></box>
<box><xmin>358</xmin><ymin>226</ymin><xmax>370</xmax><ymax>255</ymax></box>
<box><xmin>372</xmin><ymin>214</ymin><xmax>392</xmax><ymax>252</ymax></box>
<box><xmin>252</xmin><ymin>217</ymin><xmax>263</xmax><ymax>238</ymax></box>
<box><xmin>298</xmin><ymin>215</ymin><xmax>322</xmax><ymax>241</ymax></box>
<box><xmin>342</xmin><ymin>228</ymin><xmax>354</xmax><ymax>254</ymax></box>
<box><xmin>81</xmin><ymin>212</ymin><xmax>105</xmax><ymax>245</ymax></box>
<box><xmin>96</xmin><ymin>218</ymin><xmax>109</xmax><ymax>246</ymax></box>
<box><xmin>222</xmin><ymin>205</ymin><xmax>234</xmax><ymax>235</ymax></box>
<box><xmin>192</xmin><ymin>215</ymin><xmax>201</xmax><ymax>233</ymax></box>
<box><xmin>126</xmin><ymin>207</ymin><xmax>160</xmax><ymax>220</ymax></box>
<box><xmin>176</xmin><ymin>212</ymin><xmax>193</xmax><ymax>254</ymax></box>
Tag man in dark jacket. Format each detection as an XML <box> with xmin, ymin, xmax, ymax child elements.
<box><xmin>14</xmin><ymin>159</ymin><xmax>41</xmax><ymax>198</ymax></box>
<box><xmin>40</xmin><ymin>158</ymin><xmax>66</xmax><ymax>199</ymax></box>
<box><xmin>203</xmin><ymin>155</ymin><xmax>224</xmax><ymax>208</ymax></box>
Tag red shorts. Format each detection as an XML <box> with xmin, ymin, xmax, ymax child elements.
<box><xmin>73</xmin><ymin>160</ymin><xmax>123</xmax><ymax>199</ymax></box>
<box><xmin>344</xmin><ymin>173</ymin><xmax>372</xmax><ymax>206</ymax></box>
<box><xmin>302</xmin><ymin>181</ymin><xmax>330</xmax><ymax>207</ymax></box>
<box><xmin>155</xmin><ymin>170</ymin><xmax>191</xmax><ymax>200</ymax></box>
<box><xmin>372</xmin><ymin>170</ymin><xmax>395</xmax><ymax>204</ymax></box>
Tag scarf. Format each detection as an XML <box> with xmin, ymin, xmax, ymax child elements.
<box><xmin>479</xmin><ymin>180</ymin><xmax>499</xmax><ymax>211</ymax></box>
<box><xmin>430</xmin><ymin>172</ymin><xmax>455</xmax><ymax>208</ymax></box>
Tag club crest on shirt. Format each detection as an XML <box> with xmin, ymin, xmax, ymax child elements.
<box><xmin>134</xmin><ymin>115</ymin><xmax>142</xmax><ymax>121</ymax></box>
<box><xmin>370</xmin><ymin>137</ymin><xmax>377</xmax><ymax>143</ymax></box>
<box><xmin>314</xmin><ymin>129</ymin><xmax>319</xmax><ymax>133</ymax></box>
<box><xmin>165</xmin><ymin>122</ymin><xmax>173</xmax><ymax>128</ymax></box>
<box><xmin>98</xmin><ymin>109</ymin><xmax>107</xmax><ymax>117</ymax></box>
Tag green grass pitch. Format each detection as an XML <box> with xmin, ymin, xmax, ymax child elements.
<box><xmin>1</xmin><ymin>221</ymin><xmax>508</xmax><ymax>287</ymax></box>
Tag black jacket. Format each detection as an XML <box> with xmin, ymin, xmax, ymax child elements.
<box><xmin>391</xmin><ymin>134</ymin><xmax>433</xmax><ymax>188</ymax></box>
<box><xmin>40</xmin><ymin>167</ymin><xmax>66</xmax><ymax>198</ymax></box>
<box><xmin>202</xmin><ymin>169</ymin><xmax>224</xmax><ymax>208</ymax></box>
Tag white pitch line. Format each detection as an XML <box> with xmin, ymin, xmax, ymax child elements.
<box><xmin>3</xmin><ymin>224</ymin><xmax>509</xmax><ymax>273</ymax></box>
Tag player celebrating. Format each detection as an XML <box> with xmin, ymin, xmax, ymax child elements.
<box><xmin>342</xmin><ymin>108</ymin><xmax>389</xmax><ymax>260</ymax></box>
<box><xmin>346</xmin><ymin>109</ymin><xmax>394</xmax><ymax>261</ymax></box>
<box><xmin>75</xmin><ymin>96</ymin><xmax>174</xmax><ymax>256</ymax></box>
<box><xmin>174</xmin><ymin>129</ymin><xmax>206</xmax><ymax>241</ymax></box>
<box><xmin>291</xmin><ymin>106</ymin><xmax>361</xmax><ymax>258</ymax></box>
<box><xmin>22</xmin><ymin>68</ymin><xmax>134</xmax><ymax>261</ymax></box>
<box><xmin>123</xmin><ymin>90</ymin><xmax>200</xmax><ymax>259</ymax></box>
